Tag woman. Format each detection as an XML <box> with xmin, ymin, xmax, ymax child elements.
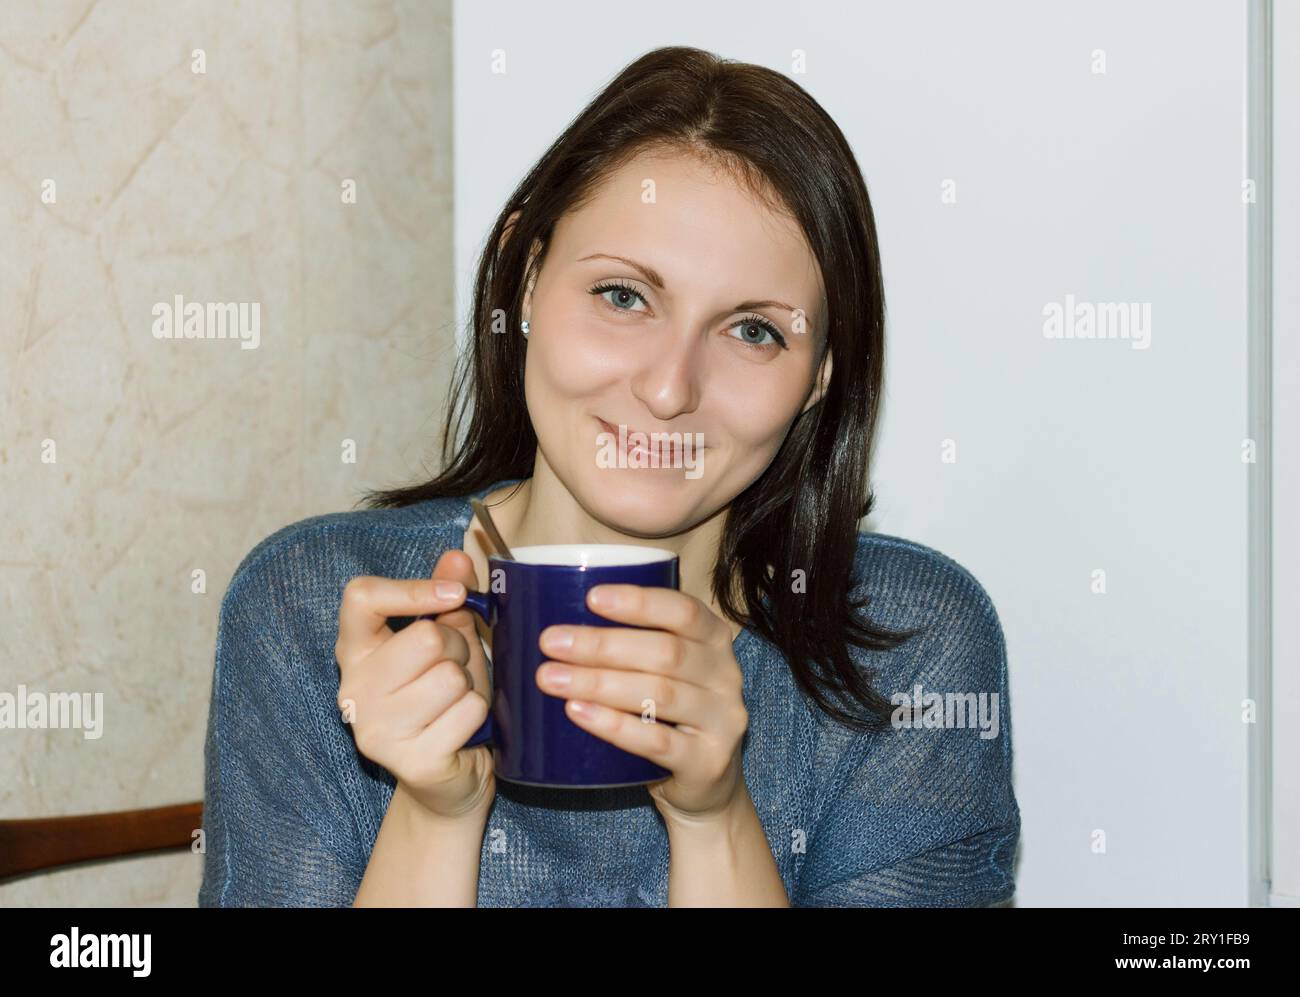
<box><xmin>199</xmin><ymin>46</ymin><xmax>1019</xmax><ymax>907</ymax></box>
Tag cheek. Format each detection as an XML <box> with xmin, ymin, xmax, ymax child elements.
<box><xmin>528</xmin><ymin>302</ymin><xmax>636</xmax><ymax>395</ymax></box>
<box><xmin>708</xmin><ymin>374</ymin><xmax>805</xmax><ymax>449</ymax></box>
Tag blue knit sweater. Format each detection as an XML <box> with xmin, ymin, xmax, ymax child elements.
<box><xmin>198</xmin><ymin>477</ymin><xmax>1020</xmax><ymax>907</ymax></box>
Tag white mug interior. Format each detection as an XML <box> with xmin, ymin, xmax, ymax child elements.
<box><xmin>502</xmin><ymin>543</ymin><xmax>676</xmax><ymax>567</ymax></box>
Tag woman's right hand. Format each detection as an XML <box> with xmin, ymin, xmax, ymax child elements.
<box><xmin>335</xmin><ymin>550</ymin><xmax>496</xmax><ymax>822</ymax></box>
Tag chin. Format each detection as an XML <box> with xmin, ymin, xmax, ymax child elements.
<box><xmin>576</xmin><ymin>468</ymin><xmax>703</xmax><ymax>538</ymax></box>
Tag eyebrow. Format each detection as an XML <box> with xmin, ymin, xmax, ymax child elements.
<box><xmin>577</xmin><ymin>253</ymin><xmax>802</xmax><ymax>316</ymax></box>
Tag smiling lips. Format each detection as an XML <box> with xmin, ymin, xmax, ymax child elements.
<box><xmin>597</xmin><ymin>417</ymin><xmax>696</xmax><ymax>464</ymax></box>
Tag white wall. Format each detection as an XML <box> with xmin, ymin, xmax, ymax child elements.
<box><xmin>455</xmin><ymin>0</ymin><xmax>1267</xmax><ymax>905</ymax></box>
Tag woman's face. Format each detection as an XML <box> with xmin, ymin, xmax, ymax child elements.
<box><xmin>520</xmin><ymin>147</ymin><xmax>831</xmax><ymax>538</ymax></box>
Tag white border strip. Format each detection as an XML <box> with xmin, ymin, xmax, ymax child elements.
<box><xmin>1246</xmin><ymin>0</ymin><xmax>1273</xmax><ymax>909</ymax></box>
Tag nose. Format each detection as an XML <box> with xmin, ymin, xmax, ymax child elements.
<box><xmin>628</xmin><ymin>328</ymin><xmax>704</xmax><ymax>422</ymax></box>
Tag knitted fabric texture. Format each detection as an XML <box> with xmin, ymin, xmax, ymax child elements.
<box><xmin>198</xmin><ymin>478</ymin><xmax>1021</xmax><ymax>907</ymax></box>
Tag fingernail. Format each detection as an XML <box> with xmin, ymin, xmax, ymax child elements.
<box><xmin>543</xmin><ymin>627</ymin><xmax>573</xmax><ymax>651</ymax></box>
<box><xmin>540</xmin><ymin>664</ymin><xmax>571</xmax><ymax>688</ymax></box>
<box><xmin>434</xmin><ymin>580</ymin><xmax>464</xmax><ymax>598</ymax></box>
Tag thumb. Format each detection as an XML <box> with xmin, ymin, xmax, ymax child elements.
<box><xmin>431</xmin><ymin>548</ymin><xmax>480</xmax><ymax>593</ymax></box>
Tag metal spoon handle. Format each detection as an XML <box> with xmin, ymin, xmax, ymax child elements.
<box><xmin>469</xmin><ymin>497</ymin><xmax>514</xmax><ymax>560</ymax></box>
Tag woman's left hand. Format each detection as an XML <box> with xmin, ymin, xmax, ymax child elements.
<box><xmin>535</xmin><ymin>583</ymin><xmax>749</xmax><ymax>822</ymax></box>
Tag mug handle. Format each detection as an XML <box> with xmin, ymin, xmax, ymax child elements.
<box><xmin>416</xmin><ymin>588</ymin><xmax>494</xmax><ymax>748</ymax></box>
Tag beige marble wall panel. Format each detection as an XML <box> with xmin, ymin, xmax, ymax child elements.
<box><xmin>0</xmin><ymin>0</ymin><xmax>454</xmax><ymax>906</ymax></box>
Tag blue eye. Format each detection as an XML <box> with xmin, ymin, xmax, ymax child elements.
<box><xmin>590</xmin><ymin>280</ymin><xmax>648</xmax><ymax>313</ymax></box>
<box><xmin>586</xmin><ymin>281</ymin><xmax>789</xmax><ymax>352</ymax></box>
<box><xmin>728</xmin><ymin>316</ymin><xmax>788</xmax><ymax>351</ymax></box>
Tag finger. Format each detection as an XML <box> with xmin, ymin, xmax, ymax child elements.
<box><xmin>538</xmin><ymin>624</ymin><xmax>714</xmax><ymax>687</ymax></box>
<box><xmin>430</xmin><ymin>550</ymin><xmax>491</xmax><ymax>694</ymax></box>
<box><xmin>380</xmin><ymin>618</ymin><xmax>471</xmax><ymax>694</ymax></box>
<box><xmin>428</xmin><ymin>549</ymin><xmax>482</xmax><ymax>633</ymax></box>
<box><xmin>387</xmin><ymin>659</ymin><xmax>480</xmax><ymax>738</ymax></box>
<box><xmin>562</xmin><ymin>698</ymin><xmax>684</xmax><ymax>768</ymax></box>
<box><xmin>409</xmin><ymin>681</ymin><xmax>492</xmax><ymax>756</ymax></box>
<box><xmin>337</xmin><ymin>574</ymin><xmax>467</xmax><ymax>662</ymax></box>
<box><xmin>583</xmin><ymin>585</ymin><xmax>726</xmax><ymax>647</ymax></box>
<box><xmin>535</xmin><ymin>661</ymin><xmax>710</xmax><ymax>726</ymax></box>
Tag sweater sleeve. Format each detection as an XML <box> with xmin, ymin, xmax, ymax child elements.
<box><xmin>792</xmin><ymin>562</ymin><xmax>1020</xmax><ymax>907</ymax></box>
<box><xmin>198</xmin><ymin>542</ymin><xmax>366</xmax><ymax>907</ymax></box>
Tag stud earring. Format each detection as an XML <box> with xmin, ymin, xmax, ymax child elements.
<box><xmin>521</xmin><ymin>320</ymin><xmax>530</xmax><ymax>337</ymax></box>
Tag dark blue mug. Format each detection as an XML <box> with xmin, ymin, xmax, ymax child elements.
<box><xmin>419</xmin><ymin>543</ymin><xmax>679</xmax><ymax>788</ymax></box>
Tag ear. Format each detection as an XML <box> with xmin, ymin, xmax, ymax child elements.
<box><xmin>498</xmin><ymin>209</ymin><xmax>523</xmax><ymax>254</ymax></box>
<box><xmin>499</xmin><ymin>210</ymin><xmax>543</xmax><ymax>326</ymax></box>
<box><xmin>801</xmin><ymin>346</ymin><xmax>833</xmax><ymax>414</ymax></box>
<box><xmin>521</xmin><ymin>251</ymin><xmax>541</xmax><ymax>327</ymax></box>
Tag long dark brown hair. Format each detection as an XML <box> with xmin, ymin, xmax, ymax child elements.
<box><xmin>361</xmin><ymin>45</ymin><xmax>922</xmax><ymax>733</ymax></box>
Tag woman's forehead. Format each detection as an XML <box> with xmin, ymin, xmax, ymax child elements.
<box><xmin>553</xmin><ymin>154</ymin><xmax>825</xmax><ymax>319</ymax></box>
